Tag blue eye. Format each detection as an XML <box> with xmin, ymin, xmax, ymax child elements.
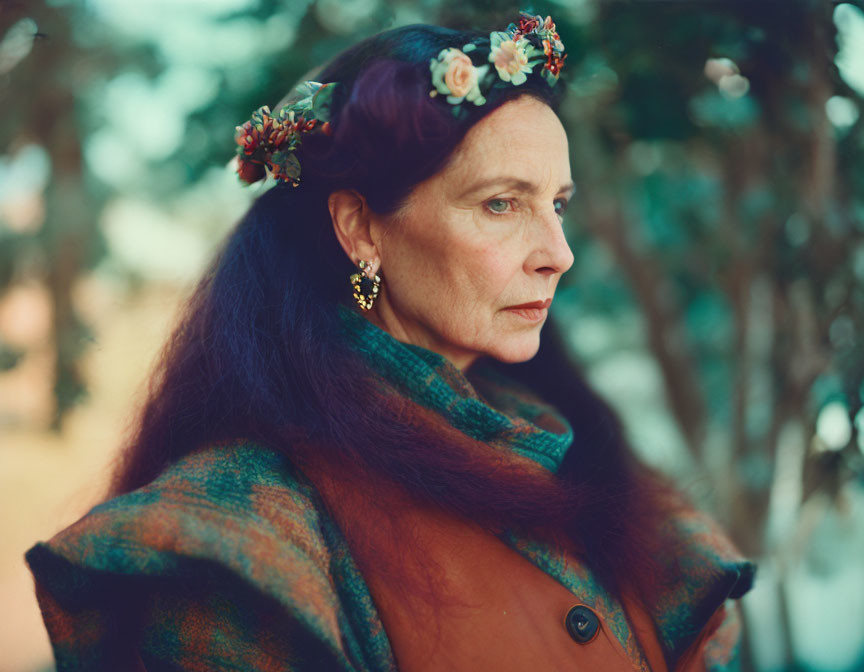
<box><xmin>554</xmin><ymin>198</ymin><xmax>570</xmax><ymax>219</ymax></box>
<box><xmin>486</xmin><ymin>198</ymin><xmax>511</xmax><ymax>214</ymax></box>
<box><xmin>484</xmin><ymin>197</ymin><xmax>570</xmax><ymax>219</ymax></box>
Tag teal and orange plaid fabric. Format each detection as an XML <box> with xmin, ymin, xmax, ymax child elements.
<box><xmin>25</xmin><ymin>303</ymin><xmax>756</xmax><ymax>671</ymax></box>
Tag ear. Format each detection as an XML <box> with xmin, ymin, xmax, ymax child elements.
<box><xmin>328</xmin><ymin>189</ymin><xmax>379</xmax><ymax>269</ymax></box>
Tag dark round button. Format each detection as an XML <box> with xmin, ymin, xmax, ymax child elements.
<box><xmin>564</xmin><ymin>604</ymin><xmax>600</xmax><ymax>644</ymax></box>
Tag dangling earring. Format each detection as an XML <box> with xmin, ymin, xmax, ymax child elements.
<box><xmin>349</xmin><ymin>259</ymin><xmax>381</xmax><ymax>311</ymax></box>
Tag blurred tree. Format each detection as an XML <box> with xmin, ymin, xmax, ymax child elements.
<box><xmin>0</xmin><ymin>0</ymin><xmax>160</xmax><ymax>429</ymax></box>
<box><xmin>557</xmin><ymin>1</ymin><xmax>864</xmax><ymax>668</ymax></box>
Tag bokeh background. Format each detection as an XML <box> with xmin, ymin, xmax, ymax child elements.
<box><xmin>2</xmin><ymin>0</ymin><xmax>863</xmax><ymax>670</ymax></box>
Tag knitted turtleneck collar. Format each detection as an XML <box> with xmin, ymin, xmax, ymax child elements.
<box><xmin>335</xmin><ymin>303</ymin><xmax>574</xmax><ymax>474</ymax></box>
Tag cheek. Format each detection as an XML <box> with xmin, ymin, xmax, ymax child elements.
<box><xmin>383</xmin><ymin>212</ymin><xmax>518</xmax><ymax>319</ymax></box>
<box><xmin>459</xmin><ymin>244</ymin><xmax>510</xmax><ymax>300</ymax></box>
<box><xmin>435</xmin><ymin>243</ymin><xmax>514</xmax><ymax>326</ymax></box>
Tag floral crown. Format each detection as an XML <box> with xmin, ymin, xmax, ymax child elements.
<box><xmin>234</xmin><ymin>10</ymin><xmax>566</xmax><ymax>187</ymax></box>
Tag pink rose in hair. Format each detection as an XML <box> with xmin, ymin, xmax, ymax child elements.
<box><xmin>444</xmin><ymin>50</ymin><xmax>478</xmax><ymax>98</ymax></box>
<box><xmin>429</xmin><ymin>47</ymin><xmax>489</xmax><ymax>105</ymax></box>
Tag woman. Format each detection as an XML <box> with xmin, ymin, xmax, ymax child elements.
<box><xmin>25</xmin><ymin>11</ymin><xmax>756</xmax><ymax>672</ymax></box>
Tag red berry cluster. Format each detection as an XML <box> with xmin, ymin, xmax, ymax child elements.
<box><xmin>512</xmin><ymin>13</ymin><xmax>567</xmax><ymax>78</ymax></box>
<box><xmin>234</xmin><ymin>105</ymin><xmax>333</xmax><ymax>186</ymax></box>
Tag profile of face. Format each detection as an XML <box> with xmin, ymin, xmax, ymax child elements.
<box><xmin>330</xmin><ymin>94</ymin><xmax>575</xmax><ymax>371</ymax></box>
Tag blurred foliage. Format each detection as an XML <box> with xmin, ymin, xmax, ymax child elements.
<box><xmin>0</xmin><ymin>0</ymin><xmax>161</xmax><ymax>426</ymax></box>
<box><xmin>2</xmin><ymin>0</ymin><xmax>864</xmax><ymax>668</ymax></box>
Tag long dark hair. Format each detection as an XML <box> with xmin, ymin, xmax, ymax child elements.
<box><xmin>106</xmin><ymin>21</ymin><xmax>685</xmax><ymax>615</ymax></box>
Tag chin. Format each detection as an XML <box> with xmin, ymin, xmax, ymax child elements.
<box><xmin>487</xmin><ymin>334</ymin><xmax>541</xmax><ymax>364</ymax></box>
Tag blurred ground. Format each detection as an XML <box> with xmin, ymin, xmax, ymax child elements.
<box><xmin>0</xmin><ymin>278</ymin><xmax>184</xmax><ymax>672</ymax></box>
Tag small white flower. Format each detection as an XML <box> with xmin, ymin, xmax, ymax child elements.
<box><xmin>488</xmin><ymin>31</ymin><xmax>534</xmax><ymax>86</ymax></box>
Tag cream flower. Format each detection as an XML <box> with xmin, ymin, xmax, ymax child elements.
<box><xmin>429</xmin><ymin>47</ymin><xmax>489</xmax><ymax>105</ymax></box>
<box><xmin>488</xmin><ymin>31</ymin><xmax>535</xmax><ymax>86</ymax></box>
<box><xmin>445</xmin><ymin>50</ymin><xmax>475</xmax><ymax>97</ymax></box>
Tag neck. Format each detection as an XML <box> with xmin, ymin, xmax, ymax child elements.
<box><xmin>356</xmin><ymin>302</ymin><xmax>479</xmax><ymax>372</ymax></box>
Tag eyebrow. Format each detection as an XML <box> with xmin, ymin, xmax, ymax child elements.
<box><xmin>458</xmin><ymin>176</ymin><xmax>576</xmax><ymax>199</ymax></box>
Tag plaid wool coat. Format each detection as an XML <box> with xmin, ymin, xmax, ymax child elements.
<box><xmin>25</xmin><ymin>305</ymin><xmax>757</xmax><ymax>671</ymax></box>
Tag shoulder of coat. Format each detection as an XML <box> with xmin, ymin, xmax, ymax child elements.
<box><xmin>25</xmin><ymin>437</ymin><xmax>358</xmax><ymax>670</ymax></box>
<box><xmin>30</xmin><ymin>437</ymin><xmax>336</xmax><ymax>590</ymax></box>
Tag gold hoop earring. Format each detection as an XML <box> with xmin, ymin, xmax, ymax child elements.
<box><xmin>349</xmin><ymin>259</ymin><xmax>381</xmax><ymax>311</ymax></box>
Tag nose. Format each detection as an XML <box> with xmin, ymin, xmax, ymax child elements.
<box><xmin>529</xmin><ymin>204</ymin><xmax>574</xmax><ymax>276</ymax></box>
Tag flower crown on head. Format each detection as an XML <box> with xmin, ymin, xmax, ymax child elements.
<box><xmin>429</xmin><ymin>12</ymin><xmax>566</xmax><ymax>111</ymax></box>
<box><xmin>234</xmin><ymin>10</ymin><xmax>566</xmax><ymax>187</ymax></box>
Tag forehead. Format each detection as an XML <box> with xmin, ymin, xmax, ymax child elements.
<box><xmin>443</xmin><ymin>96</ymin><xmax>570</xmax><ymax>189</ymax></box>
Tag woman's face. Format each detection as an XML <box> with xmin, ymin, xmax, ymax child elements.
<box><xmin>358</xmin><ymin>95</ymin><xmax>574</xmax><ymax>370</ymax></box>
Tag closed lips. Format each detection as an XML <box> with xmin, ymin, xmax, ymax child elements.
<box><xmin>506</xmin><ymin>299</ymin><xmax>551</xmax><ymax>310</ymax></box>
